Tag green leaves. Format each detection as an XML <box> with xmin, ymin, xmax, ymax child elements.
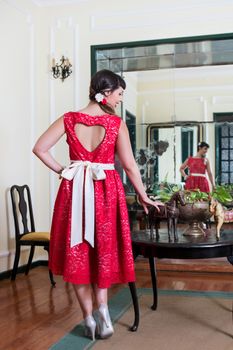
<box><xmin>151</xmin><ymin>183</ymin><xmax>233</xmax><ymax>205</ymax></box>
<box><xmin>212</xmin><ymin>185</ymin><xmax>233</xmax><ymax>205</ymax></box>
<box><xmin>152</xmin><ymin>182</ymin><xmax>182</xmax><ymax>202</ymax></box>
<box><xmin>184</xmin><ymin>189</ymin><xmax>209</xmax><ymax>203</ymax></box>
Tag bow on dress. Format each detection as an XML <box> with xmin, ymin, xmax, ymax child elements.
<box><xmin>61</xmin><ymin>160</ymin><xmax>114</xmax><ymax>248</ymax></box>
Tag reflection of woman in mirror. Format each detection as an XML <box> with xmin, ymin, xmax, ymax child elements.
<box><xmin>180</xmin><ymin>141</ymin><xmax>215</xmax><ymax>192</ymax></box>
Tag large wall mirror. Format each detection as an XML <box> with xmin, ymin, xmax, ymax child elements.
<box><xmin>91</xmin><ymin>34</ymin><xmax>233</xmax><ymax>190</ymax></box>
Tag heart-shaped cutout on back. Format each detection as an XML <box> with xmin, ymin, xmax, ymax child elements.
<box><xmin>74</xmin><ymin>123</ymin><xmax>106</xmax><ymax>153</ymax></box>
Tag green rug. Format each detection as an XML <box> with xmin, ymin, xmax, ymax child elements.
<box><xmin>49</xmin><ymin>287</ymin><xmax>135</xmax><ymax>350</ymax></box>
<box><xmin>49</xmin><ymin>288</ymin><xmax>233</xmax><ymax>350</ymax></box>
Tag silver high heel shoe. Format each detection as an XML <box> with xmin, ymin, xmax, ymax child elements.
<box><xmin>84</xmin><ymin>315</ymin><xmax>96</xmax><ymax>341</ymax></box>
<box><xmin>96</xmin><ymin>304</ymin><xmax>114</xmax><ymax>339</ymax></box>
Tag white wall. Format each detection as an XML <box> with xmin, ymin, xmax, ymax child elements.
<box><xmin>135</xmin><ymin>66</ymin><xmax>233</xmax><ymax>123</ymax></box>
<box><xmin>123</xmin><ymin>73</ymin><xmax>138</xmax><ymax>120</ymax></box>
<box><xmin>158</xmin><ymin>128</ymin><xmax>175</xmax><ymax>183</ymax></box>
<box><xmin>1</xmin><ymin>0</ymin><xmax>233</xmax><ymax>272</ymax></box>
<box><xmin>0</xmin><ymin>0</ymin><xmax>39</xmax><ymax>271</ymax></box>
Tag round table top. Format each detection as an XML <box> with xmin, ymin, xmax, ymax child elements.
<box><xmin>132</xmin><ymin>228</ymin><xmax>233</xmax><ymax>249</ymax></box>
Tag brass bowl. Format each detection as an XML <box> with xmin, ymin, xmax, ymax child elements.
<box><xmin>178</xmin><ymin>201</ymin><xmax>212</xmax><ymax>236</ymax></box>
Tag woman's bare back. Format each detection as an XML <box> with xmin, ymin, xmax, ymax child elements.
<box><xmin>74</xmin><ymin>122</ymin><xmax>106</xmax><ymax>153</ymax></box>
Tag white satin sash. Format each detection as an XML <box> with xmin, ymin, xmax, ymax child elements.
<box><xmin>190</xmin><ymin>173</ymin><xmax>206</xmax><ymax>178</ymax></box>
<box><xmin>61</xmin><ymin>160</ymin><xmax>115</xmax><ymax>248</ymax></box>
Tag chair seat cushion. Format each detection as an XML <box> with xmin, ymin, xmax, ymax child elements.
<box><xmin>20</xmin><ymin>232</ymin><xmax>50</xmax><ymax>241</ymax></box>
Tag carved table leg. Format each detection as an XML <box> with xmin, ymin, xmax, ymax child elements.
<box><xmin>128</xmin><ymin>282</ymin><xmax>139</xmax><ymax>331</ymax></box>
<box><xmin>149</xmin><ymin>257</ymin><xmax>158</xmax><ymax>310</ymax></box>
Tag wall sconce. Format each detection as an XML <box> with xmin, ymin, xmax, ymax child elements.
<box><xmin>51</xmin><ymin>56</ymin><xmax>72</xmax><ymax>82</ymax></box>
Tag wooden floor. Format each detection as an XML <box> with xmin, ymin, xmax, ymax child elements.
<box><xmin>1</xmin><ymin>259</ymin><xmax>233</xmax><ymax>350</ymax></box>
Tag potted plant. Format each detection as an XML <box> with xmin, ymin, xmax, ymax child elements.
<box><xmin>151</xmin><ymin>182</ymin><xmax>233</xmax><ymax>236</ymax></box>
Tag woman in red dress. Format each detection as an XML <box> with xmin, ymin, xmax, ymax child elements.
<box><xmin>180</xmin><ymin>141</ymin><xmax>215</xmax><ymax>192</ymax></box>
<box><xmin>33</xmin><ymin>70</ymin><xmax>162</xmax><ymax>340</ymax></box>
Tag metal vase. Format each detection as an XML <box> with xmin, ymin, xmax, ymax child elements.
<box><xmin>178</xmin><ymin>201</ymin><xmax>212</xmax><ymax>237</ymax></box>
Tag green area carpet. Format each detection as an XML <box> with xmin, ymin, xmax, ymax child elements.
<box><xmin>50</xmin><ymin>288</ymin><xmax>233</xmax><ymax>350</ymax></box>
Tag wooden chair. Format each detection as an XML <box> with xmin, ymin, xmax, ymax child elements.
<box><xmin>10</xmin><ymin>185</ymin><xmax>55</xmax><ymax>286</ymax></box>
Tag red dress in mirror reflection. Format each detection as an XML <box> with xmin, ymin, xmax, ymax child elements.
<box><xmin>48</xmin><ymin>112</ymin><xmax>135</xmax><ymax>288</ymax></box>
<box><xmin>185</xmin><ymin>156</ymin><xmax>210</xmax><ymax>193</ymax></box>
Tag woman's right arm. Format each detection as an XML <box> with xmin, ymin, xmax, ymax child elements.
<box><xmin>32</xmin><ymin>116</ymin><xmax>65</xmax><ymax>174</ymax></box>
<box><xmin>180</xmin><ymin>158</ymin><xmax>189</xmax><ymax>180</ymax></box>
<box><xmin>116</xmin><ymin>120</ymin><xmax>163</xmax><ymax>213</ymax></box>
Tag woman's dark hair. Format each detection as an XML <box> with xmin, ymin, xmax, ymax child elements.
<box><xmin>89</xmin><ymin>69</ymin><xmax>126</xmax><ymax>114</ymax></box>
<box><xmin>197</xmin><ymin>141</ymin><xmax>209</xmax><ymax>151</ymax></box>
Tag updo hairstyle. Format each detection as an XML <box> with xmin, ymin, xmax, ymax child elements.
<box><xmin>197</xmin><ymin>141</ymin><xmax>209</xmax><ymax>151</ymax></box>
<box><xmin>89</xmin><ymin>69</ymin><xmax>126</xmax><ymax>114</ymax></box>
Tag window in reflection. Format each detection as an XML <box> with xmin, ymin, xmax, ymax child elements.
<box><xmin>215</xmin><ymin>115</ymin><xmax>233</xmax><ymax>184</ymax></box>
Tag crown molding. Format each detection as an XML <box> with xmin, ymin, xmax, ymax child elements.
<box><xmin>90</xmin><ymin>1</ymin><xmax>233</xmax><ymax>31</ymax></box>
<box><xmin>31</xmin><ymin>0</ymin><xmax>88</xmax><ymax>6</ymax></box>
<box><xmin>4</xmin><ymin>0</ymin><xmax>32</xmax><ymax>23</ymax></box>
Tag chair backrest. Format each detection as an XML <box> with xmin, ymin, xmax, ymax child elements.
<box><xmin>10</xmin><ymin>185</ymin><xmax>35</xmax><ymax>239</ymax></box>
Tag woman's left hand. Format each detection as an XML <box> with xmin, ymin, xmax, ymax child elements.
<box><xmin>138</xmin><ymin>195</ymin><xmax>164</xmax><ymax>214</ymax></box>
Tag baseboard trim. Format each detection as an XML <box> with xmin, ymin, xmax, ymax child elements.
<box><xmin>0</xmin><ymin>260</ymin><xmax>48</xmax><ymax>281</ymax></box>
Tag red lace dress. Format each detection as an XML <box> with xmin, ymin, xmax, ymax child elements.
<box><xmin>185</xmin><ymin>156</ymin><xmax>210</xmax><ymax>193</ymax></box>
<box><xmin>49</xmin><ymin>112</ymin><xmax>135</xmax><ymax>288</ymax></box>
